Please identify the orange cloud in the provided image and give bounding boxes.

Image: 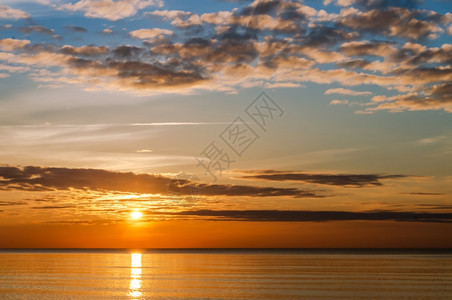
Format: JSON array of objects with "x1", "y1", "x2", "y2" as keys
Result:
[
  {"x1": 0, "y1": 4, "x2": 30, "y2": 19},
  {"x1": 0, "y1": 38, "x2": 30, "y2": 51},
  {"x1": 60, "y1": 0, "x2": 163, "y2": 21}
]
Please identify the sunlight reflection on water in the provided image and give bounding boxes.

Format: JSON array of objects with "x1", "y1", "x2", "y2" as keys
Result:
[
  {"x1": 0, "y1": 251, "x2": 451, "y2": 299},
  {"x1": 129, "y1": 253, "x2": 142, "y2": 299}
]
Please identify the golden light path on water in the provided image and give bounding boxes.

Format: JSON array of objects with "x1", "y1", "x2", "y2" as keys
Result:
[{"x1": 129, "y1": 253, "x2": 142, "y2": 299}]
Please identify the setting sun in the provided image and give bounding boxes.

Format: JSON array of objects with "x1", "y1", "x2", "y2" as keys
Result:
[{"x1": 130, "y1": 212, "x2": 143, "y2": 220}]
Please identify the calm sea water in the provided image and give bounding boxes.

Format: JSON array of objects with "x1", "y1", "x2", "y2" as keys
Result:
[{"x1": 0, "y1": 250, "x2": 451, "y2": 299}]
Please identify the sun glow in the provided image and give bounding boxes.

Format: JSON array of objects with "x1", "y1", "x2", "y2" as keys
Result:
[{"x1": 131, "y1": 211, "x2": 143, "y2": 220}]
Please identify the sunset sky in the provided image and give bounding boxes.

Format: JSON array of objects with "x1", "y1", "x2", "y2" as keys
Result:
[{"x1": 0, "y1": 0, "x2": 451, "y2": 248}]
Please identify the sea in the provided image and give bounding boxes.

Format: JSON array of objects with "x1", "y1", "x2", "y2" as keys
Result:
[{"x1": 0, "y1": 249, "x2": 451, "y2": 299}]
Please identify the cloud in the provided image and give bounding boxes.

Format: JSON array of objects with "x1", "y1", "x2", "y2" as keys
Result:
[
  {"x1": 0, "y1": 38, "x2": 30, "y2": 51},
  {"x1": 60, "y1": 0, "x2": 164, "y2": 21},
  {"x1": 19, "y1": 25, "x2": 55, "y2": 35},
  {"x1": 325, "y1": 88, "x2": 371, "y2": 96},
  {"x1": 339, "y1": 0, "x2": 423, "y2": 11},
  {"x1": 393, "y1": 43, "x2": 452, "y2": 66},
  {"x1": 339, "y1": 40, "x2": 396, "y2": 57},
  {"x1": 64, "y1": 25, "x2": 88, "y2": 32},
  {"x1": 339, "y1": 7, "x2": 443, "y2": 40},
  {"x1": 415, "y1": 135, "x2": 447, "y2": 144},
  {"x1": 0, "y1": 0, "x2": 450, "y2": 113},
  {"x1": 0, "y1": 201, "x2": 27, "y2": 206},
  {"x1": 0, "y1": 51, "x2": 72, "y2": 67},
  {"x1": 0, "y1": 165, "x2": 323, "y2": 198},
  {"x1": 0, "y1": 24, "x2": 12, "y2": 30},
  {"x1": 0, "y1": 64, "x2": 29, "y2": 73},
  {"x1": 129, "y1": 28, "x2": 173, "y2": 40},
  {"x1": 368, "y1": 83, "x2": 452, "y2": 113},
  {"x1": 330, "y1": 99, "x2": 349, "y2": 105},
  {"x1": 32, "y1": 205, "x2": 76, "y2": 209},
  {"x1": 147, "y1": 10, "x2": 192, "y2": 21},
  {"x1": 0, "y1": 4, "x2": 30, "y2": 19},
  {"x1": 198, "y1": 183, "x2": 320, "y2": 198},
  {"x1": 170, "y1": 209, "x2": 452, "y2": 223},
  {"x1": 60, "y1": 45, "x2": 109, "y2": 57},
  {"x1": 236, "y1": 170, "x2": 408, "y2": 187},
  {"x1": 405, "y1": 192, "x2": 446, "y2": 196}
]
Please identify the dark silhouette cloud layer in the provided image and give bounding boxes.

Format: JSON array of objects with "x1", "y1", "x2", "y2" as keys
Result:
[
  {"x1": 237, "y1": 170, "x2": 407, "y2": 187},
  {"x1": 0, "y1": 165, "x2": 322, "y2": 198},
  {"x1": 171, "y1": 209, "x2": 452, "y2": 223}
]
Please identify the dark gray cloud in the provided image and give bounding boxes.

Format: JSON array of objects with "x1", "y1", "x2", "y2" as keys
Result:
[
  {"x1": 337, "y1": 59, "x2": 372, "y2": 69},
  {"x1": 388, "y1": 45, "x2": 452, "y2": 66},
  {"x1": 32, "y1": 205, "x2": 76, "y2": 209},
  {"x1": 414, "y1": 204, "x2": 452, "y2": 210},
  {"x1": 0, "y1": 165, "x2": 323, "y2": 198},
  {"x1": 240, "y1": 0, "x2": 281, "y2": 16},
  {"x1": 303, "y1": 26, "x2": 354, "y2": 48},
  {"x1": 370, "y1": 84, "x2": 452, "y2": 113},
  {"x1": 19, "y1": 25, "x2": 55, "y2": 35},
  {"x1": 152, "y1": 34, "x2": 258, "y2": 64},
  {"x1": 339, "y1": 7, "x2": 441, "y2": 39},
  {"x1": 351, "y1": 0, "x2": 423, "y2": 10},
  {"x1": 198, "y1": 183, "x2": 320, "y2": 198},
  {"x1": 111, "y1": 45, "x2": 143, "y2": 60},
  {"x1": 169, "y1": 209, "x2": 452, "y2": 223},
  {"x1": 237, "y1": 170, "x2": 407, "y2": 187},
  {"x1": 62, "y1": 44, "x2": 209, "y2": 88},
  {"x1": 0, "y1": 201, "x2": 27, "y2": 206},
  {"x1": 393, "y1": 68, "x2": 452, "y2": 85},
  {"x1": 404, "y1": 47, "x2": 452, "y2": 65},
  {"x1": 0, "y1": 165, "x2": 171, "y2": 194},
  {"x1": 339, "y1": 40, "x2": 395, "y2": 57},
  {"x1": 406, "y1": 192, "x2": 446, "y2": 196},
  {"x1": 25, "y1": 43, "x2": 60, "y2": 53},
  {"x1": 64, "y1": 25, "x2": 88, "y2": 33}
]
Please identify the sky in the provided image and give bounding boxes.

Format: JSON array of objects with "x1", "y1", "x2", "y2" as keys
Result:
[{"x1": 0, "y1": 0, "x2": 451, "y2": 248}]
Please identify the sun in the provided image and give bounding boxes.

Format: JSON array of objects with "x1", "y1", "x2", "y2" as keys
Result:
[{"x1": 130, "y1": 211, "x2": 143, "y2": 220}]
